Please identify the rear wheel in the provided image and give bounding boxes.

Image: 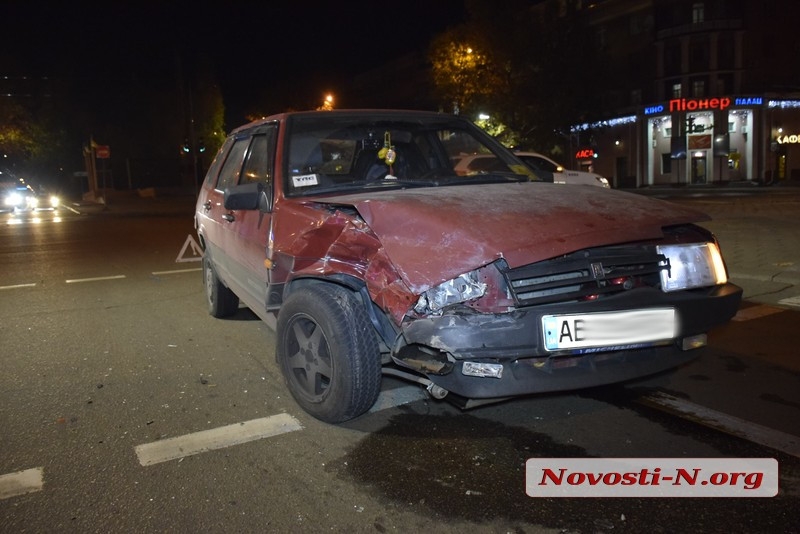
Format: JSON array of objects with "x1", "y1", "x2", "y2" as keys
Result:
[
  {"x1": 203, "y1": 255, "x2": 239, "y2": 317},
  {"x1": 276, "y1": 283, "x2": 381, "y2": 423}
]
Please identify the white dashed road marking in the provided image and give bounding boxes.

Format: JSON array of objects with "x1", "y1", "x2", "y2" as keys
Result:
[
  {"x1": 0, "y1": 467, "x2": 44, "y2": 500},
  {"x1": 778, "y1": 296, "x2": 800, "y2": 308},
  {"x1": 0, "y1": 283, "x2": 37, "y2": 290},
  {"x1": 65, "y1": 275, "x2": 126, "y2": 284},
  {"x1": 134, "y1": 387, "x2": 428, "y2": 466},
  {"x1": 3, "y1": 270, "x2": 198, "y2": 289},
  {"x1": 151, "y1": 267, "x2": 202, "y2": 276},
  {"x1": 641, "y1": 392, "x2": 800, "y2": 459},
  {"x1": 731, "y1": 304, "x2": 787, "y2": 321},
  {"x1": 134, "y1": 413, "x2": 303, "y2": 466}
]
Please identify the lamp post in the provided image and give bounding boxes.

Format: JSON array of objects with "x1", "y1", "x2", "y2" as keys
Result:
[{"x1": 319, "y1": 94, "x2": 334, "y2": 111}]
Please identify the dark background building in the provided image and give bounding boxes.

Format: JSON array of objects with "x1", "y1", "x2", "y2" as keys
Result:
[
  {"x1": 551, "y1": 0, "x2": 800, "y2": 187},
  {"x1": 4, "y1": 1, "x2": 799, "y2": 192},
  {"x1": 552, "y1": 0, "x2": 800, "y2": 187}
]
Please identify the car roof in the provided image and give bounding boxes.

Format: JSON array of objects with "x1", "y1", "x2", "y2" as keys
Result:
[
  {"x1": 231, "y1": 109, "x2": 460, "y2": 135},
  {"x1": 513, "y1": 151, "x2": 557, "y2": 161}
]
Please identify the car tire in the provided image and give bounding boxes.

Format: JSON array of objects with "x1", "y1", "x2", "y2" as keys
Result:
[
  {"x1": 203, "y1": 255, "x2": 239, "y2": 318},
  {"x1": 276, "y1": 283, "x2": 381, "y2": 423}
]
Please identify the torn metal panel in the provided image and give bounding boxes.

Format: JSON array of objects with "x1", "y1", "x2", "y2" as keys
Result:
[{"x1": 271, "y1": 200, "x2": 416, "y2": 323}]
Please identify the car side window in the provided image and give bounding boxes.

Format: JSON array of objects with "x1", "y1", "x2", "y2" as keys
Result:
[
  {"x1": 468, "y1": 156, "x2": 508, "y2": 173},
  {"x1": 215, "y1": 136, "x2": 250, "y2": 192},
  {"x1": 203, "y1": 136, "x2": 234, "y2": 188},
  {"x1": 526, "y1": 156, "x2": 558, "y2": 173},
  {"x1": 240, "y1": 129, "x2": 276, "y2": 186}
]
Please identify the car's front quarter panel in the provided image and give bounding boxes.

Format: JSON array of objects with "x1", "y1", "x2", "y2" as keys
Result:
[{"x1": 269, "y1": 199, "x2": 415, "y2": 322}]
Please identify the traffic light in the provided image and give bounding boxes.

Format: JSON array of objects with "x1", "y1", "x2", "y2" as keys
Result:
[
  {"x1": 198, "y1": 138, "x2": 206, "y2": 153},
  {"x1": 182, "y1": 139, "x2": 190, "y2": 153}
]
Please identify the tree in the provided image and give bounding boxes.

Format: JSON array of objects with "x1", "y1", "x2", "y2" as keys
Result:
[
  {"x1": 429, "y1": 26, "x2": 505, "y2": 116},
  {"x1": 428, "y1": 0, "x2": 601, "y2": 152},
  {"x1": 516, "y1": 0, "x2": 602, "y2": 151},
  {"x1": 0, "y1": 93, "x2": 71, "y2": 189},
  {"x1": 0, "y1": 100, "x2": 37, "y2": 163}
]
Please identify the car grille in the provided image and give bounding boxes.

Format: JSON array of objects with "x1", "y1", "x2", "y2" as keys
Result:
[{"x1": 504, "y1": 246, "x2": 668, "y2": 306}]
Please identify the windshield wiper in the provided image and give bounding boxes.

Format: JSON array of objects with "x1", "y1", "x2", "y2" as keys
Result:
[
  {"x1": 449, "y1": 172, "x2": 529, "y2": 184},
  {"x1": 364, "y1": 178, "x2": 439, "y2": 188}
]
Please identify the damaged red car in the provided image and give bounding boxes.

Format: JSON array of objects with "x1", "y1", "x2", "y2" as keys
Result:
[{"x1": 195, "y1": 109, "x2": 742, "y2": 423}]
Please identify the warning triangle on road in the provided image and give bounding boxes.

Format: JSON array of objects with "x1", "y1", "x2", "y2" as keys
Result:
[{"x1": 176, "y1": 234, "x2": 203, "y2": 263}]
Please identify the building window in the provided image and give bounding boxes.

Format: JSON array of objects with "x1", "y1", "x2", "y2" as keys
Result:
[
  {"x1": 689, "y1": 40, "x2": 709, "y2": 71},
  {"x1": 596, "y1": 26, "x2": 607, "y2": 49},
  {"x1": 665, "y1": 44, "x2": 682, "y2": 76},
  {"x1": 631, "y1": 89, "x2": 642, "y2": 106},
  {"x1": 693, "y1": 2, "x2": 705, "y2": 24},
  {"x1": 662, "y1": 153, "x2": 673, "y2": 174},
  {"x1": 717, "y1": 34, "x2": 735, "y2": 69},
  {"x1": 717, "y1": 73, "x2": 734, "y2": 95},
  {"x1": 692, "y1": 79, "x2": 706, "y2": 97},
  {"x1": 672, "y1": 83, "x2": 682, "y2": 98},
  {"x1": 630, "y1": 14, "x2": 642, "y2": 36}
]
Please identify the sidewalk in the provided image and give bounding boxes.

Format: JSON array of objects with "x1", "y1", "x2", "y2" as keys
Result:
[
  {"x1": 654, "y1": 186, "x2": 800, "y2": 306},
  {"x1": 621, "y1": 179, "x2": 800, "y2": 198},
  {"x1": 64, "y1": 189, "x2": 197, "y2": 217}
]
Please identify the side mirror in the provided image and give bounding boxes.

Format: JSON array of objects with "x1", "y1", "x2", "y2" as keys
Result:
[{"x1": 223, "y1": 182, "x2": 271, "y2": 212}]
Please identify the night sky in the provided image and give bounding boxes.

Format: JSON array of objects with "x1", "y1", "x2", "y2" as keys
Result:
[{"x1": 2, "y1": 1, "x2": 466, "y2": 125}]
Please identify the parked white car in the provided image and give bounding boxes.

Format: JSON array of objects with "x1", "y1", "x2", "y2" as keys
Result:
[
  {"x1": 454, "y1": 151, "x2": 610, "y2": 187},
  {"x1": 514, "y1": 151, "x2": 610, "y2": 188}
]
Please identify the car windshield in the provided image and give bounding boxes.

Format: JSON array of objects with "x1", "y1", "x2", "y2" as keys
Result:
[{"x1": 284, "y1": 114, "x2": 536, "y2": 196}]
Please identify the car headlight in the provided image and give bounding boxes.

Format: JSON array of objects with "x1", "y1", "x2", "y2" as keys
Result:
[
  {"x1": 50, "y1": 195, "x2": 60, "y2": 208},
  {"x1": 414, "y1": 270, "x2": 487, "y2": 314},
  {"x1": 6, "y1": 192, "x2": 22, "y2": 207},
  {"x1": 657, "y1": 242, "x2": 728, "y2": 292}
]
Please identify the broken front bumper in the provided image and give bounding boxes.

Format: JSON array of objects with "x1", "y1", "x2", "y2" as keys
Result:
[{"x1": 391, "y1": 283, "x2": 742, "y2": 399}]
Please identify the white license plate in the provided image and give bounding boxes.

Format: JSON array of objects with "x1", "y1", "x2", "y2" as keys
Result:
[{"x1": 542, "y1": 309, "x2": 676, "y2": 351}]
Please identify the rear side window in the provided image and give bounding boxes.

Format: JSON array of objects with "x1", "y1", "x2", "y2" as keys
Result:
[
  {"x1": 521, "y1": 155, "x2": 559, "y2": 173},
  {"x1": 202, "y1": 136, "x2": 234, "y2": 187},
  {"x1": 215, "y1": 137, "x2": 250, "y2": 191}
]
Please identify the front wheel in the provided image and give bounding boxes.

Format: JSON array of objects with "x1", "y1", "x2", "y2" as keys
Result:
[
  {"x1": 203, "y1": 255, "x2": 239, "y2": 318},
  {"x1": 276, "y1": 283, "x2": 381, "y2": 423}
]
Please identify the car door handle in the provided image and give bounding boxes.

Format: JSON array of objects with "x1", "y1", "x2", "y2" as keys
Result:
[
  {"x1": 221, "y1": 213, "x2": 235, "y2": 222},
  {"x1": 203, "y1": 201, "x2": 212, "y2": 211}
]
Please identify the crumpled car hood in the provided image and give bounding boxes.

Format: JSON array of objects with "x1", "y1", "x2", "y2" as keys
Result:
[{"x1": 323, "y1": 182, "x2": 709, "y2": 292}]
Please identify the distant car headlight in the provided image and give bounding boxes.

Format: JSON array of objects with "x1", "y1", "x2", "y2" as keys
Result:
[
  {"x1": 5, "y1": 192, "x2": 23, "y2": 207},
  {"x1": 27, "y1": 196, "x2": 39, "y2": 209},
  {"x1": 50, "y1": 195, "x2": 60, "y2": 208},
  {"x1": 658, "y1": 242, "x2": 728, "y2": 292},
  {"x1": 414, "y1": 270, "x2": 487, "y2": 314}
]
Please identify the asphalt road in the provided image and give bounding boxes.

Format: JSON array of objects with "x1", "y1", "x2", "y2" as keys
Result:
[{"x1": 0, "y1": 191, "x2": 798, "y2": 533}]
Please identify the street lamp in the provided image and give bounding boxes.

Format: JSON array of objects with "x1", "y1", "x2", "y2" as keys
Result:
[{"x1": 319, "y1": 94, "x2": 334, "y2": 111}]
